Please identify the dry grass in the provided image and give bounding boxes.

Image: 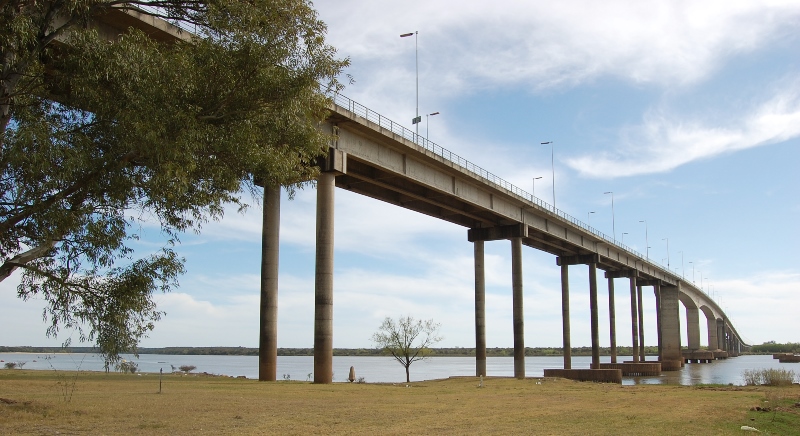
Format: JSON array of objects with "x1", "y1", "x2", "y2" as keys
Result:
[{"x1": 1, "y1": 370, "x2": 797, "y2": 435}]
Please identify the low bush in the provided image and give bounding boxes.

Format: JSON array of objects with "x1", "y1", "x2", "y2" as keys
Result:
[
  {"x1": 743, "y1": 368, "x2": 796, "y2": 386},
  {"x1": 115, "y1": 361, "x2": 138, "y2": 374}
]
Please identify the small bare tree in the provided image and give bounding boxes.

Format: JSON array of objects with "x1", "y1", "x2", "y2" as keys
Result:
[{"x1": 372, "y1": 316, "x2": 443, "y2": 383}]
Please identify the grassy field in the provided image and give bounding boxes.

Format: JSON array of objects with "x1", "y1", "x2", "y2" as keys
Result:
[{"x1": 1, "y1": 370, "x2": 799, "y2": 435}]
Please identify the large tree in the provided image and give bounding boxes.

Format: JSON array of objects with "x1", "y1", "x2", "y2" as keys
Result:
[
  {"x1": 372, "y1": 316, "x2": 443, "y2": 383},
  {"x1": 0, "y1": 0, "x2": 348, "y2": 361}
]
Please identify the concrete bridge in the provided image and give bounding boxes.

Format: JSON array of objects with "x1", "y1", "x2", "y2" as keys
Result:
[{"x1": 90, "y1": 7, "x2": 749, "y2": 384}]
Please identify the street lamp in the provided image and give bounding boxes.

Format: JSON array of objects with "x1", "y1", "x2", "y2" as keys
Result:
[
  {"x1": 663, "y1": 237, "x2": 670, "y2": 269},
  {"x1": 587, "y1": 211, "x2": 595, "y2": 226},
  {"x1": 678, "y1": 250, "x2": 684, "y2": 279},
  {"x1": 639, "y1": 220, "x2": 649, "y2": 260},
  {"x1": 426, "y1": 112, "x2": 439, "y2": 140},
  {"x1": 604, "y1": 191, "x2": 615, "y2": 241},
  {"x1": 400, "y1": 31, "x2": 420, "y2": 137},
  {"x1": 689, "y1": 261, "x2": 695, "y2": 283},
  {"x1": 622, "y1": 232, "x2": 629, "y2": 245},
  {"x1": 532, "y1": 176, "x2": 542, "y2": 198},
  {"x1": 541, "y1": 141, "x2": 555, "y2": 211}
]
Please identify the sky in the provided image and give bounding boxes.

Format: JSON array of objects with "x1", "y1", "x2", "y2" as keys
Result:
[{"x1": 2, "y1": 0, "x2": 799, "y2": 351}]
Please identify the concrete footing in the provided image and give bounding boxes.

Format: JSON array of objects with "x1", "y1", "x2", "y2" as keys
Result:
[
  {"x1": 682, "y1": 350, "x2": 715, "y2": 363},
  {"x1": 713, "y1": 350, "x2": 729, "y2": 359},
  {"x1": 778, "y1": 355, "x2": 800, "y2": 363},
  {"x1": 658, "y1": 360, "x2": 684, "y2": 371},
  {"x1": 594, "y1": 362, "x2": 661, "y2": 376},
  {"x1": 543, "y1": 368, "x2": 622, "y2": 384}
]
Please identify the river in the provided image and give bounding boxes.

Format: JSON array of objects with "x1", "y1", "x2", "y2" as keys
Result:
[{"x1": 1, "y1": 353, "x2": 796, "y2": 386}]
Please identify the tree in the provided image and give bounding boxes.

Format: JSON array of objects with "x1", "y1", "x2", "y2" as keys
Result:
[
  {"x1": 371, "y1": 316, "x2": 443, "y2": 383},
  {"x1": 0, "y1": 0, "x2": 348, "y2": 363}
]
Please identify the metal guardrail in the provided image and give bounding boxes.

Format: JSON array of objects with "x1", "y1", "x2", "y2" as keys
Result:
[{"x1": 330, "y1": 93, "x2": 653, "y2": 260}]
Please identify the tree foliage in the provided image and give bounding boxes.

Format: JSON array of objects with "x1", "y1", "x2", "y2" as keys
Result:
[
  {"x1": 0, "y1": 0, "x2": 348, "y2": 362},
  {"x1": 371, "y1": 316, "x2": 442, "y2": 383}
]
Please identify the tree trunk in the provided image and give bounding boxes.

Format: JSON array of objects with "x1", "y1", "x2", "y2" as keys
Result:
[{"x1": 405, "y1": 365, "x2": 410, "y2": 383}]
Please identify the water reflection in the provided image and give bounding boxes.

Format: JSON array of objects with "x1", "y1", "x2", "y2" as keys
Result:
[{"x1": 1, "y1": 352, "x2": 796, "y2": 385}]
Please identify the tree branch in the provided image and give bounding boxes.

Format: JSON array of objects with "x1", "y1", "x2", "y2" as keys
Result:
[{"x1": 0, "y1": 240, "x2": 56, "y2": 282}]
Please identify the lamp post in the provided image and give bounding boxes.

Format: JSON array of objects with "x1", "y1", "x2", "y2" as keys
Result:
[
  {"x1": 689, "y1": 261, "x2": 695, "y2": 283},
  {"x1": 604, "y1": 191, "x2": 615, "y2": 241},
  {"x1": 400, "y1": 31, "x2": 420, "y2": 137},
  {"x1": 622, "y1": 232, "x2": 628, "y2": 245},
  {"x1": 663, "y1": 237, "x2": 670, "y2": 269},
  {"x1": 541, "y1": 141, "x2": 555, "y2": 211},
  {"x1": 532, "y1": 176, "x2": 542, "y2": 198},
  {"x1": 587, "y1": 211, "x2": 595, "y2": 227},
  {"x1": 679, "y1": 251, "x2": 684, "y2": 279},
  {"x1": 639, "y1": 220, "x2": 649, "y2": 260},
  {"x1": 426, "y1": 112, "x2": 439, "y2": 140}
]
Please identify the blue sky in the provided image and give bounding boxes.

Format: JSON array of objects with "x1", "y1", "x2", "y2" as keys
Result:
[{"x1": 3, "y1": 0, "x2": 799, "y2": 350}]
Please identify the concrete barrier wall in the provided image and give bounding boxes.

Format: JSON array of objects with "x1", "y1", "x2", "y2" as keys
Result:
[
  {"x1": 595, "y1": 362, "x2": 661, "y2": 376},
  {"x1": 543, "y1": 369, "x2": 622, "y2": 384}
]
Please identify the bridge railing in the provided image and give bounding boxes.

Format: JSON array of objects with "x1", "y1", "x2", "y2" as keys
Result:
[{"x1": 331, "y1": 92, "x2": 659, "y2": 267}]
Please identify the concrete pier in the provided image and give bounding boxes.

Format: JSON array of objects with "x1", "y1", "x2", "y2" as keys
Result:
[
  {"x1": 654, "y1": 284, "x2": 662, "y2": 360},
  {"x1": 629, "y1": 276, "x2": 639, "y2": 362},
  {"x1": 706, "y1": 310, "x2": 719, "y2": 351},
  {"x1": 608, "y1": 277, "x2": 617, "y2": 363},
  {"x1": 511, "y1": 237, "x2": 525, "y2": 379},
  {"x1": 561, "y1": 263, "x2": 571, "y2": 369},
  {"x1": 637, "y1": 284, "x2": 645, "y2": 362},
  {"x1": 314, "y1": 172, "x2": 336, "y2": 383},
  {"x1": 589, "y1": 262, "x2": 600, "y2": 368},
  {"x1": 686, "y1": 306, "x2": 701, "y2": 351},
  {"x1": 258, "y1": 185, "x2": 280, "y2": 382},
  {"x1": 474, "y1": 241, "x2": 486, "y2": 377},
  {"x1": 659, "y1": 284, "x2": 683, "y2": 371}
]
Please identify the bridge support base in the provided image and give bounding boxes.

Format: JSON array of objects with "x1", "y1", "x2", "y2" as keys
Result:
[{"x1": 543, "y1": 368, "x2": 622, "y2": 384}]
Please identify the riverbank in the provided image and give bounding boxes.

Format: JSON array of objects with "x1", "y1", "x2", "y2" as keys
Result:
[
  {"x1": 2, "y1": 370, "x2": 798, "y2": 435},
  {"x1": 0, "y1": 345, "x2": 660, "y2": 357}
]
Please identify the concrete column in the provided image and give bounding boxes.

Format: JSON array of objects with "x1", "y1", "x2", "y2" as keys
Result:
[
  {"x1": 659, "y1": 285, "x2": 682, "y2": 368},
  {"x1": 474, "y1": 241, "x2": 486, "y2": 377},
  {"x1": 314, "y1": 172, "x2": 335, "y2": 383},
  {"x1": 716, "y1": 319, "x2": 724, "y2": 351},
  {"x1": 511, "y1": 237, "x2": 525, "y2": 379},
  {"x1": 721, "y1": 321, "x2": 728, "y2": 351},
  {"x1": 589, "y1": 262, "x2": 600, "y2": 368},
  {"x1": 637, "y1": 285, "x2": 645, "y2": 362},
  {"x1": 707, "y1": 316, "x2": 719, "y2": 350},
  {"x1": 629, "y1": 276, "x2": 639, "y2": 362},
  {"x1": 654, "y1": 284, "x2": 662, "y2": 360},
  {"x1": 561, "y1": 263, "x2": 571, "y2": 369},
  {"x1": 686, "y1": 306, "x2": 701, "y2": 351},
  {"x1": 259, "y1": 185, "x2": 280, "y2": 382},
  {"x1": 607, "y1": 277, "x2": 617, "y2": 363}
]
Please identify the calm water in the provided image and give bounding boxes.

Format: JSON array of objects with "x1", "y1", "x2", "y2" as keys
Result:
[{"x1": 1, "y1": 353, "x2": 796, "y2": 386}]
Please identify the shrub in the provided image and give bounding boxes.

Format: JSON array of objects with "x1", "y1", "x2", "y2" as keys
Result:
[
  {"x1": 4, "y1": 362, "x2": 17, "y2": 369},
  {"x1": 743, "y1": 368, "x2": 796, "y2": 386},
  {"x1": 115, "y1": 361, "x2": 138, "y2": 374},
  {"x1": 179, "y1": 365, "x2": 196, "y2": 373}
]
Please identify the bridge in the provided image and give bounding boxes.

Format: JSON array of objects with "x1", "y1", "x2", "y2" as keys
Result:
[{"x1": 91, "y1": 7, "x2": 748, "y2": 384}]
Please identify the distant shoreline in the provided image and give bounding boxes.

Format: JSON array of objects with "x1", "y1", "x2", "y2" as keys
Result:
[{"x1": 1, "y1": 345, "x2": 667, "y2": 357}]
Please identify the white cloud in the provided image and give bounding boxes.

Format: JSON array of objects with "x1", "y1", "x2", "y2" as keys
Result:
[
  {"x1": 566, "y1": 80, "x2": 800, "y2": 177},
  {"x1": 318, "y1": 0, "x2": 800, "y2": 96}
]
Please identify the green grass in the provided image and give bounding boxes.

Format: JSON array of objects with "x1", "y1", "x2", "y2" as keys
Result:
[{"x1": 1, "y1": 370, "x2": 798, "y2": 435}]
